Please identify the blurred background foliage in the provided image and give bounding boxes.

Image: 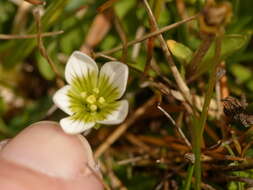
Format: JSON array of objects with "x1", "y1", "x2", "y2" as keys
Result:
[{"x1": 1, "y1": 0, "x2": 253, "y2": 189}]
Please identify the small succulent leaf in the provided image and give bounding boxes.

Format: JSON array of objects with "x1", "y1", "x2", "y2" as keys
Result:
[{"x1": 167, "y1": 40, "x2": 193, "y2": 64}]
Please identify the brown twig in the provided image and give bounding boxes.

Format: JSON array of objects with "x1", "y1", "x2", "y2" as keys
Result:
[
  {"x1": 97, "y1": 0, "x2": 119, "y2": 12},
  {"x1": 142, "y1": 0, "x2": 192, "y2": 105},
  {"x1": 94, "y1": 53, "x2": 117, "y2": 61},
  {"x1": 0, "y1": 30, "x2": 64, "y2": 40},
  {"x1": 33, "y1": 8, "x2": 64, "y2": 87},
  {"x1": 95, "y1": 15, "x2": 198, "y2": 58},
  {"x1": 94, "y1": 96, "x2": 157, "y2": 158},
  {"x1": 24, "y1": 0, "x2": 44, "y2": 5}
]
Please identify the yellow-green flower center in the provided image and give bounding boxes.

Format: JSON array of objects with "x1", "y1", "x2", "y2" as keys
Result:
[
  {"x1": 67, "y1": 72, "x2": 120, "y2": 123},
  {"x1": 84, "y1": 92, "x2": 106, "y2": 112}
]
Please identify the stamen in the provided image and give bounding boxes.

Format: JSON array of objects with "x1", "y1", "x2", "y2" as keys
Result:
[
  {"x1": 90, "y1": 104, "x2": 97, "y2": 111},
  {"x1": 86, "y1": 95, "x2": 97, "y2": 104},
  {"x1": 93, "y1": 88, "x2": 99, "y2": 94},
  {"x1": 98, "y1": 97, "x2": 105, "y2": 104}
]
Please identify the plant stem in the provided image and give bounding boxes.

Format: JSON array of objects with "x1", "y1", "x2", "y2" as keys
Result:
[
  {"x1": 194, "y1": 36, "x2": 221, "y2": 190},
  {"x1": 184, "y1": 164, "x2": 195, "y2": 190}
]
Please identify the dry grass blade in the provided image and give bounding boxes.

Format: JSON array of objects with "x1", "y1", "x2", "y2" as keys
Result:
[{"x1": 157, "y1": 102, "x2": 192, "y2": 148}]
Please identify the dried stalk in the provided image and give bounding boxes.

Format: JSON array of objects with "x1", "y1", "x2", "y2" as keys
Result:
[
  {"x1": 142, "y1": 0, "x2": 192, "y2": 105},
  {"x1": 33, "y1": 8, "x2": 64, "y2": 87},
  {"x1": 95, "y1": 15, "x2": 198, "y2": 58},
  {"x1": 25, "y1": 0, "x2": 44, "y2": 5},
  {"x1": 0, "y1": 31, "x2": 64, "y2": 40}
]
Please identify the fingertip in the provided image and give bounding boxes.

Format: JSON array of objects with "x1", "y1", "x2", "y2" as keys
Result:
[{"x1": 0, "y1": 121, "x2": 103, "y2": 189}]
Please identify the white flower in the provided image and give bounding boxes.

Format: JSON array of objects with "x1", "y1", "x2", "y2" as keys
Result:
[{"x1": 53, "y1": 51, "x2": 129, "y2": 134}]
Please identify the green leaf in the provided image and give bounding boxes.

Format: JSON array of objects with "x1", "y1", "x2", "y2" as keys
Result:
[
  {"x1": 0, "y1": 97, "x2": 5, "y2": 116},
  {"x1": 115, "y1": 0, "x2": 136, "y2": 19},
  {"x1": 1, "y1": 0, "x2": 69, "y2": 68},
  {"x1": 230, "y1": 64, "x2": 251, "y2": 83},
  {"x1": 37, "y1": 54, "x2": 55, "y2": 81},
  {"x1": 0, "y1": 117, "x2": 16, "y2": 137},
  {"x1": 196, "y1": 34, "x2": 250, "y2": 76},
  {"x1": 167, "y1": 40, "x2": 193, "y2": 64}
]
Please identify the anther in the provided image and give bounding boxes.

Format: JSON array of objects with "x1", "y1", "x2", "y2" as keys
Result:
[
  {"x1": 98, "y1": 97, "x2": 105, "y2": 104},
  {"x1": 90, "y1": 104, "x2": 97, "y2": 111},
  {"x1": 86, "y1": 95, "x2": 96, "y2": 104}
]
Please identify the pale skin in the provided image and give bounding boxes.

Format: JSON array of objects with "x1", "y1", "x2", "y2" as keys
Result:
[{"x1": 0, "y1": 121, "x2": 103, "y2": 190}]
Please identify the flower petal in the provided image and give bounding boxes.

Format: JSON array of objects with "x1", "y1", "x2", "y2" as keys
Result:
[
  {"x1": 65, "y1": 51, "x2": 98, "y2": 84},
  {"x1": 99, "y1": 61, "x2": 128, "y2": 99},
  {"x1": 98, "y1": 100, "x2": 128, "y2": 125},
  {"x1": 60, "y1": 117, "x2": 95, "y2": 134},
  {"x1": 53, "y1": 85, "x2": 73, "y2": 115}
]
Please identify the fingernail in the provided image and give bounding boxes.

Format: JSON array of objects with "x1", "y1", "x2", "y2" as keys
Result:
[
  {"x1": 0, "y1": 139, "x2": 9, "y2": 150},
  {"x1": 0, "y1": 121, "x2": 99, "y2": 180}
]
